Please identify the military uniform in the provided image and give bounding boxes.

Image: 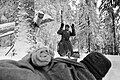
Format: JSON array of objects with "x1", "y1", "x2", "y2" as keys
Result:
[{"x1": 57, "y1": 23, "x2": 75, "y2": 56}]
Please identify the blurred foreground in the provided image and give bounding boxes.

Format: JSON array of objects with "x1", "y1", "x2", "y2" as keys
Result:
[{"x1": 0, "y1": 47, "x2": 120, "y2": 80}]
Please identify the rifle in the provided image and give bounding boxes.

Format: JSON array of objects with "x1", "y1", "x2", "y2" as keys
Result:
[{"x1": 61, "y1": 10, "x2": 63, "y2": 23}]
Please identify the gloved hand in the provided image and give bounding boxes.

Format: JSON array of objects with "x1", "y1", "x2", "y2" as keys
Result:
[{"x1": 71, "y1": 24, "x2": 74, "y2": 28}]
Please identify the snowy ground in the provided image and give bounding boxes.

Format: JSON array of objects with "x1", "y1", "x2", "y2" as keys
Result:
[
  {"x1": 103, "y1": 55, "x2": 120, "y2": 80},
  {"x1": 0, "y1": 48, "x2": 120, "y2": 80},
  {"x1": 0, "y1": 47, "x2": 28, "y2": 61}
]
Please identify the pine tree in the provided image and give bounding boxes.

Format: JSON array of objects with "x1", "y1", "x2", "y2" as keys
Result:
[
  {"x1": 99, "y1": 0, "x2": 120, "y2": 55},
  {"x1": 12, "y1": 0, "x2": 35, "y2": 57},
  {"x1": 73, "y1": 0, "x2": 100, "y2": 53}
]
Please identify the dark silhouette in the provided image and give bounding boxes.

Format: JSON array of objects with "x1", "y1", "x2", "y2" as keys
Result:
[{"x1": 57, "y1": 22, "x2": 75, "y2": 57}]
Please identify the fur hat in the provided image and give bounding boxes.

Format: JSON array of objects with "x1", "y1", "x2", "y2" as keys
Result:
[
  {"x1": 81, "y1": 51, "x2": 111, "y2": 79},
  {"x1": 65, "y1": 24, "x2": 70, "y2": 28},
  {"x1": 31, "y1": 46, "x2": 54, "y2": 66}
]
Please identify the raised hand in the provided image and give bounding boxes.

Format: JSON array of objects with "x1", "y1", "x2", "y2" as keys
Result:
[{"x1": 71, "y1": 23, "x2": 74, "y2": 28}]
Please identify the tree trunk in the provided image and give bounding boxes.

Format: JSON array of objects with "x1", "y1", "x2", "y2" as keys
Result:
[
  {"x1": 88, "y1": 33, "x2": 91, "y2": 52},
  {"x1": 111, "y1": 10, "x2": 117, "y2": 55},
  {"x1": 87, "y1": 16, "x2": 91, "y2": 52},
  {"x1": 109, "y1": 0, "x2": 117, "y2": 55}
]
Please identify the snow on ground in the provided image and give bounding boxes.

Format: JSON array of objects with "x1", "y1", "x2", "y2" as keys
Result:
[
  {"x1": 0, "y1": 47, "x2": 29, "y2": 61},
  {"x1": 0, "y1": 48, "x2": 120, "y2": 80},
  {"x1": 103, "y1": 55, "x2": 120, "y2": 80}
]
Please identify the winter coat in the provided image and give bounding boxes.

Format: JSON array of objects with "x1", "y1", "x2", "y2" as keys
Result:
[
  {"x1": 57, "y1": 23, "x2": 75, "y2": 56},
  {"x1": 0, "y1": 51, "x2": 111, "y2": 80},
  {"x1": 0, "y1": 58, "x2": 96, "y2": 80}
]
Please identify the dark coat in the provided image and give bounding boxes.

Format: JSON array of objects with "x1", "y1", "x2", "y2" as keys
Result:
[
  {"x1": 0, "y1": 58, "x2": 96, "y2": 80},
  {"x1": 0, "y1": 51, "x2": 111, "y2": 80},
  {"x1": 45, "y1": 58, "x2": 96, "y2": 80},
  {"x1": 57, "y1": 23, "x2": 75, "y2": 56}
]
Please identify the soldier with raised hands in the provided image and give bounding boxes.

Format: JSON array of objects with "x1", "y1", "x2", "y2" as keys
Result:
[{"x1": 57, "y1": 10, "x2": 76, "y2": 57}]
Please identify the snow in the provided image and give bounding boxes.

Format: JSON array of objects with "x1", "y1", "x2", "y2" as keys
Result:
[
  {"x1": 0, "y1": 22, "x2": 15, "y2": 29},
  {"x1": 0, "y1": 47, "x2": 29, "y2": 61},
  {"x1": 103, "y1": 55, "x2": 120, "y2": 80},
  {"x1": 0, "y1": 31, "x2": 14, "y2": 38}
]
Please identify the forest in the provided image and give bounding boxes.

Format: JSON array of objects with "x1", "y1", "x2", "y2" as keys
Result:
[{"x1": 0, "y1": 0, "x2": 120, "y2": 56}]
